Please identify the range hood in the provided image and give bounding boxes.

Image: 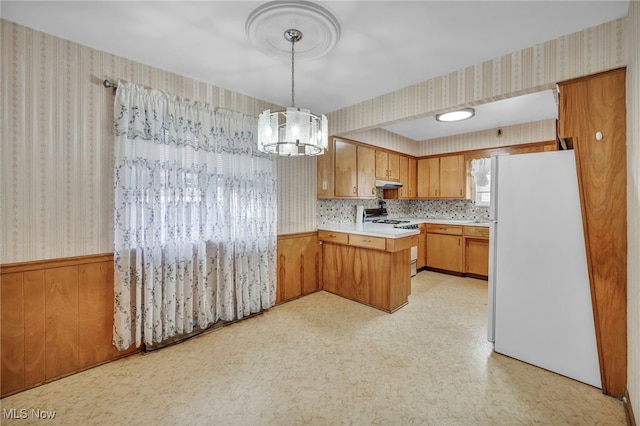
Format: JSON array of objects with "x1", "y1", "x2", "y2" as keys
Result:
[{"x1": 375, "y1": 179, "x2": 403, "y2": 188}]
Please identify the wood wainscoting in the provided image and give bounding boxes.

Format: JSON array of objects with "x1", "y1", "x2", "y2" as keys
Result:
[
  {"x1": 276, "y1": 232, "x2": 321, "y2": 303},
  {"x1": 1, "y1": 254, "x2": 139, "y2": 397}
]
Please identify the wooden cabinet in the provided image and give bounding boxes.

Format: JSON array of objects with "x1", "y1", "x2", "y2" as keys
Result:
[
  {"x1": 417, "y1": 157, "x2": 439, "y2": 198},
  {"x1": 335, "y1": 139, "x2": 358, "y2": 197},
  {"x1": 397, "y1": 156, "x2": 417, "y2": 199},
  {"x1": 277, "y1": 233, "x2": 320, "y2": 303},
  {"x1": 319, "y1": 230, "x2": 418, "y2": 312},
  {"x1": 463, "y1": 226, "x2": 489, "y2": 277},
  {"x1": 357, "y1": 146, "x2": 376, "y2": 198},
  {"x1": 417, "y1": 154, "x2": 465, "y2": 199},
  {"x1": 317, "y1": 137, "x2": 335, "y2": 199},
  {"x1": 334, "y1": 139, "x2": 376, "y2": 198},
  {"x1": 425, "y1": 224, "x2": 463, "y2": 273},
  {"x1": 417, "y1": 224, "x2": 426, "y2": 269},
  {"x1": 375, "y1": 150, "x2": 400, "y2": 180},
  {"x1": 558, "y1": 68, "x2": 627, "y2": 397}
]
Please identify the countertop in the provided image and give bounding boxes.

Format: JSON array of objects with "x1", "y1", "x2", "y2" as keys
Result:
[
  {"x1": 318, "y1": 218, "x2": 489, "y2": 239},
  {"x1": 404, "y1": 218, "x2": 490, "y2": 227},
  {"x1": 317, "y1": 223, "x2": 420, "y2": 238}
]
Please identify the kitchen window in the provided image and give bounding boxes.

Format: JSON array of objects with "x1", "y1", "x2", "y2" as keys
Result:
[
  {"x1": 471, "y1": 158, "x2": 491, "y2": 207},
  {"x1": 474, "y1": 173, "x2": 491, "y2": 207}
]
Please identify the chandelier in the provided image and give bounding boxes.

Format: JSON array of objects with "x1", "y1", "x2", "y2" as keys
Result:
[{"x1": 258, "y1": 29, "x2": 328, "y2": 156}]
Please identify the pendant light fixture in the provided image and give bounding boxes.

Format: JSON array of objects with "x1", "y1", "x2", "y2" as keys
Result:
[{"x1": 257, "y1": 29, "x2": 328, "y2": 156}]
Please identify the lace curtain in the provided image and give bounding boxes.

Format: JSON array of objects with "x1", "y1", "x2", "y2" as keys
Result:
[
  {"x1": 471, "y1": 158, "x2": 492, "y2": 187},
  {"x1": 112, "y1": 82, "x2": 277, "y2": 350}
]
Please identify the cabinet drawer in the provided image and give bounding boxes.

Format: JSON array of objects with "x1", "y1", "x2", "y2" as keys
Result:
[
  {"x1": 425, "y1": 224, "x2": 462, "y2": 235},
  {"x1": 318, "y1": 230, "x2": 349, "y2": 245},
  {"x1": 348, "y1": 234, "x2": 387, "y2": 251},
  {"x1": 463, "y1": 226, "x2": 489, "y2": 239}
]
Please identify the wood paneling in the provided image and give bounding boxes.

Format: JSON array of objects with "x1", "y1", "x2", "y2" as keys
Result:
[
  {"x1": 23, "y1": 270, "x2": 46, "y2": 387},
  {"x1": 1, "y1": 253, "x2": 139, "y2": 397},
  {"x1": 276, "y1": 233, "x2": 320, "y2": 304},
  {"x1": 79, "y1": 261, "x2": 119, "y2": 368},
  {"x1": 559, "y1": 68, "x2": 627, "y2": 397},
  {"x1": 1, "y1": 273, "x2": 25, "y2": 395},
  {"x1": 45, "y1": 266, "x2": 80, "y2": 379}
]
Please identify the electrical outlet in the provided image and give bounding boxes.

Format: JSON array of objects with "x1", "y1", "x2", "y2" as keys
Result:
[{"x1": 322, "y1": 180, "x2": 328, "y2": 190}]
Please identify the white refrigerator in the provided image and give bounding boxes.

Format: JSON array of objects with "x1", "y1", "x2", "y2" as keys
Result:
[{"x1": 487, "y1": 150, "x2": 601, "y2": 388}]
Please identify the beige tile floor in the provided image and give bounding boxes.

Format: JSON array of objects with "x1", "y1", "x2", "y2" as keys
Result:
[{"x1": 1, "y1": 271, "x2": 626, "y2": 425}]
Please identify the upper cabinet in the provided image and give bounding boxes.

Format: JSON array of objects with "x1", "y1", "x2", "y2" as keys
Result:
[
  {"x1": 375, "y1": 150, "x2": 400, "y2": 180},
  {"x1": 356, "y1": 146, "x2": 377, "y2": 198},
  {"x1": 400, "y1": 156, "x2": 417, "y2": 198},
  {"x1": 417, "y1": 154, "x2": 465, "y2": 199},
  {"x1": 317, "y1": 137, "x2": 335, "y2": 199},
  {"x1": 333, "y1": 138, "x2": 376, "y2": 198}
]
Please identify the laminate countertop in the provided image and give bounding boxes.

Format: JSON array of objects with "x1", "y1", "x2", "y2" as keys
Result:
[{"x1": 317, "y1": 223, "x2": 420, "y2": 239}]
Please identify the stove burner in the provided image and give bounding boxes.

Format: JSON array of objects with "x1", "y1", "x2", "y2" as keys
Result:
[
  {"x1": 373, "y1": 219, "x2": 410, "y2": 225},
  {"x1": 395, "y1": 224, "x2": 419, "y2": 229}
]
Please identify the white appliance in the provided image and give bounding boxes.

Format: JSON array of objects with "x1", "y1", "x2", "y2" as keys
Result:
[{"x1": 487, "y1": 150, "x2": 601, "y2": 388}]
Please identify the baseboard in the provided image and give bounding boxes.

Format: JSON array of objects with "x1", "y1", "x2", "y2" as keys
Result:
[{"x1": 625, "y1": 388, "x2": 637, "y2": 426}]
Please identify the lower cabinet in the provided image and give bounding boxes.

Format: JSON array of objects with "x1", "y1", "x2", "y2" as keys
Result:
[
  {"x1": 423, "y1": 224, "x2": 489, "y2": 278},
  {"x1": 276, "y1": 232, "x2": 321, "y2": 303},
  {"x1": 319, "y1": 230, "x2": 417, "y2": 312},
  {"x1": 425, "y1": 225, "x2": 463, "y2": 273},
  {"x1": 465, "y1": 239, "x2": 489, "y2": 276},
  {"x1": 463, "y1": 226, "x2": 490, "y2": 278}
]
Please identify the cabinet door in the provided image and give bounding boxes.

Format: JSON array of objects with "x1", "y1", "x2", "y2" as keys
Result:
[
  {"x1": 417, "y1": 224, "x2": 426, "y2": 269},
  {"x1": 388, "y1": 152, "x2": 400, "y2": 180},
  {"x1": 375, "y1": 151, "x2": 388, "y2": 178},
  {"x1": 426, "y1": 233, "x2": 463, "y2": 272},
  {"x1": 357, "y1": 146, "x2": 376, "y2": 198},
  {"x1": 398, "y1": 156, "x2": 409, "y2": 198},
  {"x1": 439, "y1": 154, "x2": 465, "y2": 198},
  {"x1": 317, "y1": 138, "x2": 335, "y2": 199},
  {"x1": 417, "y1": 157, "x2": 440, "y2": 198},
  {"x1": 335, "y1": 140, "x2": 358, "y2": 197},
  {"x1": 465, "y1": 238, "x2": 489, "y2": 277},
  {"x1": 408, "y1": 157, "x2": 417, "y2": 198}
]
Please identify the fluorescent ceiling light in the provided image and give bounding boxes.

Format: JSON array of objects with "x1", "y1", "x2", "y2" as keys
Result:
[{"x1": 436, "y1": 108, "x2": 475, "y2": 122}]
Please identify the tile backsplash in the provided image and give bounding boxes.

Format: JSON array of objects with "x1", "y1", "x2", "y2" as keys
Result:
[{"x1": 317, "y1": 197, "x2": 490, "y2": 225}]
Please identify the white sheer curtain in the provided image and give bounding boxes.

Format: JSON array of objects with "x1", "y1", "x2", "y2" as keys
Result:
[
  {"x1": 471, "y1": 158, "x2": 492, "y2": 186},
  {"x1": 112, "y1": 82, "x2": 277, "y2": 350}
]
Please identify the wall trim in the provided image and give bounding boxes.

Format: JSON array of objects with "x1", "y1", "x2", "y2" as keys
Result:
[
  {"x1": 1, "y1": 253, "x2": 114, "y2": 274},
  {"x1": 278, "y1": 231, "x2": 319, "y2": 240},
  {"x1": 626, "y1": 388, "x2": 637, "y2": 426}
]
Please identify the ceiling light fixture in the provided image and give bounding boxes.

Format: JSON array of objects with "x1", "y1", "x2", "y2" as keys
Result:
[
  {"x1": 258, "y1": 29, "x2": 328, "y2": 156},
  {"x1": 435, "y1": 108, "x2": 476, "y2": 122}
]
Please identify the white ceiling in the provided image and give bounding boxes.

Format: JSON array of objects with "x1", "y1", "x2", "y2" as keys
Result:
[
  {"x1": 384, "y1": 89, "x2": 559, "y2": 141},
  {"x1": 1, "y1": 1, "x2": 630, "y2": 140}
]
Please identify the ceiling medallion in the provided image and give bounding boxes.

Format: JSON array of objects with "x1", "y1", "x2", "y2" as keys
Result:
[{"x1": 245, "y1": 1, "x2": 341, "y2": 61}]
